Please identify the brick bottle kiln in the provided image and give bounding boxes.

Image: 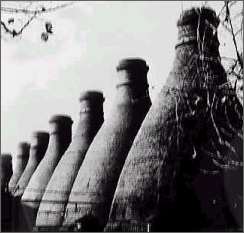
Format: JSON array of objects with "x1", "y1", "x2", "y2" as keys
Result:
[
  {"x1": 63, "y1": 58, "x2": 151, "y2": 231},
  {"x1": 105, "y1": 7, "x2": 243, "y2": 232},
  {"x1": 36, "y1": 91, "x2": 105, "y2": 230}
]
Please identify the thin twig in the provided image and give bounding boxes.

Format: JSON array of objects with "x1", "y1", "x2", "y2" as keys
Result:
[
  {"x1": 225, "y1": 1, "x2": 243, "y2": 69},
  {"x1": 234, "y1": 27, "x2": 243, "y2": 37},
  {"x1": 220, "y1": 20, "x2": 232, "y2": 34},
  {"x1": 17, "y1": 12, "x2": 37, "y2": 36}
]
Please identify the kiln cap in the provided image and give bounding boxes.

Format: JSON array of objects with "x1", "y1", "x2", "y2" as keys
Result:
[
  {"x1": 1, "y1": 154, "x2": 12, "y2": 171},
  {"x1": 17, "y1": 142, "x2": 30, "y2": 155},
  {"x1": 31, "y1": 131, "x2": 49, "y2": 139},
  {"x1": 1, "y1": 153, "x2": 12, "y2": 167},
  {"x1": 49, "y1": 114, "x2": 73, "y2": 124},
  {"x1": 18, "y1": 141, "x2": 30, "y2": 149},
  {"x1": 116, "y1": 58, "x2": 149, "y2": 72},
  {"x1": 79, "y1": 90, "x2": 104, "y2": 103},
  {"x1": 177, "y1": 6, "x2": 219, "y2": 27},
  {"x1": 1, "y1": 153, "x2": 12, "y2": 161}
]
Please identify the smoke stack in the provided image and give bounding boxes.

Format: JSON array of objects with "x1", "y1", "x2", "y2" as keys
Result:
[
  {"x1": 8, "y1": 142, "x2": 30, "y2": 194},
  {"x1": 19, "y1": 115, "x2": 72, "y2": 230},
  {"x1": 1, "y1": 153, "x2": 13, "y2": 191},
  {"x1": 63, "y1": 58, "x2": 151, "y2": 230},
  {"x1": 33, "y1": 91, "x2": 104, "y2": 230},
  {"x1": 1, "y1": 153, "x2": 13, "y2": 231},
  {"x1": 105, "y1": 7, "x2": 243, "y2": 232}
]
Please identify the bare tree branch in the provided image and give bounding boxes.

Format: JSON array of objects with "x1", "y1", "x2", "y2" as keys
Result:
[
  {"x1": 1, "y1": 12, "x2": 37, "y2": 37},
  {"x1": 1, "y1": 2, "x2": 76, "y2": 39},
  {"x1": 234, "y1": 27, "x2": 243, "y2": 37},
  {"x1": 1, "y1": 20, "x2": 13, "y2": 34},
  {"x1": 220, "y1": 20, "x2": 233, "y2": 34},
  {"x1": 1, "y1": 2, "x2": 75, "y2": 15},
  {"x1": 17, "y1": 12, "x2": 37, "y2": 36},
  {"x1": 224, "y1": 0, "x2": 243, "y2": 69},
  {"x1": 228, "y1": 15, "x2": 243, "y2": 69}
]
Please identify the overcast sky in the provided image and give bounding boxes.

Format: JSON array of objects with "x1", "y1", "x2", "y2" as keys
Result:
[{"x1": 1, "y1": 1, "x2": 239, "y2": 155}]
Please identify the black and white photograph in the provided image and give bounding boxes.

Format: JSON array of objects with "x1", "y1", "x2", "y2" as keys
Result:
[{"x1": 1, "y1": 1, "x2": 243, "y2": 232}]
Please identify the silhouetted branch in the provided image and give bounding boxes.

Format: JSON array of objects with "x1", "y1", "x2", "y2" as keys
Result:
[
  {"x1": 1, "y1": 2, "x2": 75, "y2": 15},
  {"x1": 1, "y1": 12, "x2": 37, "y2": 37},
  {"x1": 234, "y1": 27, "x2": 242, "y2": 37},
  {"x1": 1, "y1": 21, "x2": 12, "y2": 34},
  {"x1": 226, "y1": 10, "x2": 243, "y2": 69},
  {"x1": 1, "y1": 2, "x2": 75, "y2": 39},
  {"x1": 223, "y1": 1, "x2": 243, "y2": 69},
  {"x1": 220, "y1": 20, "x2": 232, "y2": 34}
]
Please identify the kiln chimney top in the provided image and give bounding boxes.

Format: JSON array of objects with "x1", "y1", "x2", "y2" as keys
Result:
[
  {"x1": 177, "y1": 7, "x2": 219, "y2": 28},
  {"x1": 49, "y1": 114, "x2": 73, "y2": 124},
  {"x1": 31, "y1": 131, "x2": 49, "y2": 139},
  {"x1": 79, "y1": 90, "x2": 104, "y2": 103},
  {"x1": 116, "y1": 58, "x2": 149, "y2": 73},
  {"x1": 17, "y1": 142, "x2": 30, "y2": 156}
]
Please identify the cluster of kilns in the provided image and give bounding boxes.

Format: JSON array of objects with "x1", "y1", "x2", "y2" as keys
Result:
[{"x1": 1, "y1": 6, "x2": 243, "y2": 232}]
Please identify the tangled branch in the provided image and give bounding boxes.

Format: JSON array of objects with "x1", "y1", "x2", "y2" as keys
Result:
[
  {"x1": 224, "y1": 0, "x2": 243, "y2": 69},
  {"x1": 1, "y1": 12, "x2": 37, "y2": 37},
  {"x1": 1, "y1": 2, "x2": 75, "y2": 15},
  {"x1": 1, "y1": 2, "x2": 75, "y2": 40}
]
